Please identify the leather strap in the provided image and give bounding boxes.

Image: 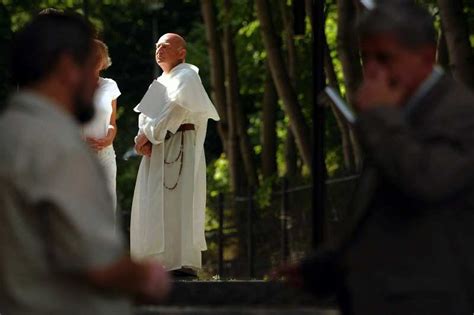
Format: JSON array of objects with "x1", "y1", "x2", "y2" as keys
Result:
[
  {"x1": 165, "y1": 124, "x2": 195, "y2": 140},
  {"x1": 177, "y1": 123, "x2": 195, "y2": 131}
]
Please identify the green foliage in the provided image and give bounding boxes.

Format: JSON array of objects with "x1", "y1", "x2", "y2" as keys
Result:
[
  {"x1": 207, "y1": 154, "x2": 230, "y2": 198},
  {"x1": 254, "y1": 175, "x2": 278, "y2": 209}
]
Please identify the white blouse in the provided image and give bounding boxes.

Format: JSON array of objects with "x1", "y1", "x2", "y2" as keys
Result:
[{"x1": 83, "y1": 77, "x2": 121, "y2": 139}]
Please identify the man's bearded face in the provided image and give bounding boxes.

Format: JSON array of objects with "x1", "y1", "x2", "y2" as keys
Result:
[{"x1": 72, "y1": 48, "x2": 99, "y2": 124}]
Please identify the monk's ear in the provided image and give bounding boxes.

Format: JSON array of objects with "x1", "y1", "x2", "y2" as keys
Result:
[{"x1": 179, "y1": 48, "x2": 187, "y2": 60}]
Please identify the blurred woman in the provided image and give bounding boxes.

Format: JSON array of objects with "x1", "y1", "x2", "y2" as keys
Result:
[{"x1": 83, "y1": 39, "x2": 121, "y2": 212}]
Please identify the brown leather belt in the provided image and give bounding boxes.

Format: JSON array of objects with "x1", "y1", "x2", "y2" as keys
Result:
[
  {"x1": 177, "y1": 123, "x2": 195, "y2": 132},
  {"x1": 165, "y1": 124, "x2": 195, "y2": 140}
]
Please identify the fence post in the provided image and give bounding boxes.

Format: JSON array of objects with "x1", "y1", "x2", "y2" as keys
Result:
[
  {"x1": 281, "y1": 178, "x2": 289, "y2": 262},
  {"x1": 218, "y1": 193, "x2": 224, "y2": 278},
  {"x1": 247, "y1": 187, "x2": 255, "y2": 278}
]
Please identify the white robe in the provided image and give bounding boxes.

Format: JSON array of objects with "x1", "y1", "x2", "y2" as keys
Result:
[{"x1": 130, "y1": 63, "x2": 219, "y2": 270}]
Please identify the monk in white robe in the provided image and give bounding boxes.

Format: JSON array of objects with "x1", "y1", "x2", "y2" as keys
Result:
[{"x1": 131, "y1": 33, "x2": 219, "y2": 274}]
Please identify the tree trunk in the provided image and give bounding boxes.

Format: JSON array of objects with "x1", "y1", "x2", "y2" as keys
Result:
[
  {"x1": 307, "y1": 0, "x2": 356, "y2": 173},
  {"x1": 262, "y1": 65, "x2": 278, "y2": 178},
  {"x1": 222, "y1": 29, "x2": 242, "y2": 192},
  {"x1": 0, "y1": 3, "x2": 11, "y2": 105},
  {"x1": 336, "y1": 0, "x2": 363, "y2": 171},
  {"x1": 223, "y1": 0, "x2": 259, "y2": 190},
  {"x1": 223, "y1": 82, "x2": 241, "y2": 193},
  {"x1": 279, "y1": 0, "x2": 297, "y2": 82},
  {"x1": 255, "y1": 0, "x2": 312, "y2": 169},
  {"x1": 438, "y1": 0, "x2": 474, "y2": 89},
  {"x1": 323, "y1": 36, "x2": 354, "y2": 173},
  {"x1": 336, "y1": 0, "x2": 363, "y2": 103},
  {"x1": 200, "y1": 0, "x2": 229, "y2": 149},
  {"x1": 285, "y1": 129, "x2": 299, "y2": 179},
  {"x1": 279, "y1": 0, "x2": 300, "y2": 179}
]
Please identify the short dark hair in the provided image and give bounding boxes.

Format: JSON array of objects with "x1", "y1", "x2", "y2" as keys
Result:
[
  {"x1": 10, "y1": 11, "x2": 95, "y2": 87},
  {"x1": 38, "y1": 7, "x2": 63, "y2": 15},
  {"x1": 357, "y1": 2, "x2": 437, "y2": 49}
]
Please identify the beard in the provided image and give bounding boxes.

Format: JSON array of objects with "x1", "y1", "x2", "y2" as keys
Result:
[
  {"x1": 72, "y1": 82, "x2": 96, "y2": 124},
  {"x1": 73, "y1": 96, "x2": 95, "y2": 124}
]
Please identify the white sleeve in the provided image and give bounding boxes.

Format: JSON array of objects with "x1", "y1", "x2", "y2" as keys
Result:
[
  {"x1": 139, "y1": 103, "x2": 190, "y2": 145},
  {"x1": 108, "y1": 79, "x2": 121, "y2": 100}
]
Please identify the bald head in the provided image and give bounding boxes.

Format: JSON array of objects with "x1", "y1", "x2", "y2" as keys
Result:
[
  {"x1": 161, "y1": 33, "x2": 186, "y2": 49},
  {"x1": 155, "y1": 33, "x2": 187, "y2": 74}
]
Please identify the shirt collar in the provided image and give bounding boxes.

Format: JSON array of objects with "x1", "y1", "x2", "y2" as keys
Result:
[
  {"x1": 165, "y1": 63, "x2": 199, "y2": 76},
  {"x1": 404, "y1": 66, "x2": 444, "y2": 118}
]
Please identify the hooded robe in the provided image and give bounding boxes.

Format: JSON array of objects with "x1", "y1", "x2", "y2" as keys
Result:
[{"x1": 131, "y1": 63, "x2": 219, "y2": 270}]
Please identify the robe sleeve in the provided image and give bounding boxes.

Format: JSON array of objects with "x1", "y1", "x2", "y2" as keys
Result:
[
  {"x1": 139, "y1": 103, "x2": 190, "y2": 145},
  {"x1": 108, "y1": 79, "x2": 121, "y2": 100}
]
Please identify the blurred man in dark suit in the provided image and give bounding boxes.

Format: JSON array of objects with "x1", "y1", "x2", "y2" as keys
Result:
[{"x1": 276, "y1": 2, "x2": 474, "y2": 315}]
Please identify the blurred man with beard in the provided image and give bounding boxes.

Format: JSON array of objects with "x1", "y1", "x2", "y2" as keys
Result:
[{"x1": 0, "y1": 12, "x2": 170, "y2": 315}]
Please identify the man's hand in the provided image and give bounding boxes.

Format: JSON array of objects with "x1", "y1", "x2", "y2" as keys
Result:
[
  {"x1": 355, "y1": 67, "x2": 405, "y2": 111},
  {"x1": 139, "y1": 260, "x2": 171, "y2": 302},
  {"x1": 270, "y1": 263, "x2": 304, "y2": 288},
  {"x1": 135, "y1": 134, "x2": 152, "y2": 157},
  {"x1": 136, "y1": 142, "x2": 152, "y2": 157},
  {"x1": 85, "y1": 256, "x2": 171, "y2": 303}
]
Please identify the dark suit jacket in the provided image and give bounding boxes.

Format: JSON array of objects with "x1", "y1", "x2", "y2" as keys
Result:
[{"x1": 302, "y1": 75, "x2": 474, "y2": 315}]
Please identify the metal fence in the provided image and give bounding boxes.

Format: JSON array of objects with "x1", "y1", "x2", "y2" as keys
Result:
[{"x1": 202, "y1": 175, "x2": 360, "y2": 280}]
